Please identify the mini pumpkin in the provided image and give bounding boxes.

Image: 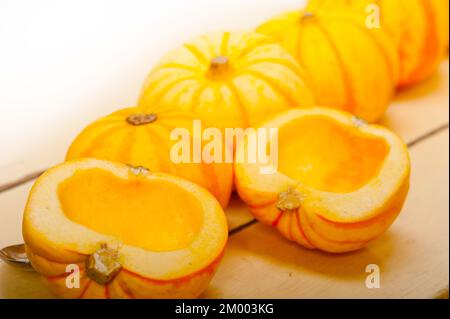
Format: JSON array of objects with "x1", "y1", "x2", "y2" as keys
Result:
[
  {"x1": 23, "y1": 158, "x2": 228, "y2": 298},
  {"x1": 138, "y1": 31, "x2": 314, "y2": 130},
  {"x1": 66, "y1": 106, "x2": 233, "y2": 208},
  {"x1": 308, "y1": 0, "x2": 449, "y2": 87},
  {"x1": 234, "y1": 107, "x2": 410, "y2": 253},
  {"x1": 257, "y1": 9, "x2": 399, "y2": 123}
]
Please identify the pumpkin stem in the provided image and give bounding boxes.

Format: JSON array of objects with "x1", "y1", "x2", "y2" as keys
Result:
[
  {"x1": 208, "y1": 56, "x2": 230, "y2": 79},
  {"x1": 276, "y1": 187, "x2": 302, "y2": 212},
  {"x1": 86, "y1": 244, "x2": 121, "y2": 285},
  {"x1": 300, "y1": 11, "x2": 315, "y2": 22},
  {"x1": 352, "y1": 115, "x2": 368, "y2": 128},
  {"x1": 126, "y1": 113, "x2": 157, "y2": 126},
  {"x1": 128, "y1": 165, "x2": 150, "y2": 176}
]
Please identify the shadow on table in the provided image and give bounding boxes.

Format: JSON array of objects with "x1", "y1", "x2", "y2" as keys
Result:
[
  {"x1": 210, "y1": 221, "x2": 409, "y2": 285},
  {"x1": 0, "y1": 262, "x2": 53, "y2": 299},
  {"x1": 394, "y1": 70, "x2": 444, "y2": 103}
]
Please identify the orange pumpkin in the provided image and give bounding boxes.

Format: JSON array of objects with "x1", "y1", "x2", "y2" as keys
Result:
[
  {"x1": 138, "y1": 31, "x2": 314, "y2": 130},
  {"x1": 23, "y1": 159, "x2": 228, "y2": 298},
  {"x1": 234, "y1": 107, "x2": 410, "y2": 253},
  {"x1": 308, "y1": 0, "x2": 450, "y2": 87},
  {"x1": 257, "y1": 9, "x2": 399, "y2": 123},
  {"x1": 66, "y1": 106, "x2": 233, "y2": 208}
]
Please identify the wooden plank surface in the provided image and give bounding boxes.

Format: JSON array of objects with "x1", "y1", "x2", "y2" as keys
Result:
[
  {"x1": 1, "y1": 62, "x2": 448, "y2": 299},
  {"x1": 0, "y1": 63, "x2": 448, "y2": 298}
]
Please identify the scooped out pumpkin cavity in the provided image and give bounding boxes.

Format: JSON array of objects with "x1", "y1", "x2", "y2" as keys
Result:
[
  {"x1": 277, "y1": 115, "x2": 390, "y2": 193},
  {"x1": 58, "y1": 168, "x2": 203, "y2": 252}
]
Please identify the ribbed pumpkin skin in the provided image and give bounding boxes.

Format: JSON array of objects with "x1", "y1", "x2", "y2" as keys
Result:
[
  {"x1": 138, "y1": 31, "x2": 314, "y2": 130},
  {"x1": 308, "y1": 0, "x2": 449, "y2": 88},
  {"x1": 66, "y1": 107, "x2": 233, "y2": 208},
  {"x1": 257, "y1": 9, "x2": 399, "y2": 123}
]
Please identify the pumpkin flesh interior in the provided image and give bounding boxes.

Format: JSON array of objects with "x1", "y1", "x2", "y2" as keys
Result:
[
  {"x1": 277, "y1": 116, "x2": 390, "y2": 193},
  {"x1": 58, "y1": 168, "x2": 203, "y2": 252}
]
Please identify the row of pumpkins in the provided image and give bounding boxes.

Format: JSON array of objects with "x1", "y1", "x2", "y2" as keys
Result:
[
  {"x1": 68, "y1": 0, "x2": 449, "y2": 207},
  {"x1": 19, "y1": 0, "x2": 448, "y2": 299}
]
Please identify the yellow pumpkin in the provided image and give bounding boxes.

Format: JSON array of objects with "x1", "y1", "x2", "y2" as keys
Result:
[
  {"x1": 66, "y1": 106, "x2": 233, "y2": 208},
  {"x1": 257, "y1": 9, "x2": 399, "y2": 123},
  {"x1": 308, "y1": 0, "x2": 450, "y2": 87},
  {"x1": 23, "y1": 159, "x2": 228, "y2": 298},
  {"x1": 138, "y1": 31, "x2": 314, "y2": 130},
  {"x1": 234, "y1": 107, "x2": 410, "y2": 253}
]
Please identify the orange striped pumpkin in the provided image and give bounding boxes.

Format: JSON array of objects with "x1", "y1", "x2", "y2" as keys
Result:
[
  {"x1": 138, "y1": 31, "x2": 314, "y2": 130},
  {"x1": 257, "y1": 9, "x2": 399, "y2": 122},
  {"x1": 308, "y1": 0, "x2": 449, "y2": 87}
]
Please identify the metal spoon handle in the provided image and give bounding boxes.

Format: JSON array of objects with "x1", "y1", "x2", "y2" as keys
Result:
[{"x1": 0, "y1": 243, "x2": 34, "y2": 271}]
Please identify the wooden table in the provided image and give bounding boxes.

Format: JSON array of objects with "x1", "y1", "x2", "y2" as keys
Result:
[{"x1": 0, "y1": 60, "x2": 448, "y2": 299}]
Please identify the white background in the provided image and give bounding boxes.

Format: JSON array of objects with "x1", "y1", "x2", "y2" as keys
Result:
[{"x1": 0, "y1": 0, "x2": 305, "y2": 171}]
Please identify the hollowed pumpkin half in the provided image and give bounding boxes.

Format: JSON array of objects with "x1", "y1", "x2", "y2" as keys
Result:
[
  {"x1": 234, "y1": 108, "x2": 410, "y2": 253},
  {"x1": 66, "y1": 106, "x2": 233, "y2": 208},
  {"x1": 22, "y1": 158, "x2": 228, "y2": 298}
]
